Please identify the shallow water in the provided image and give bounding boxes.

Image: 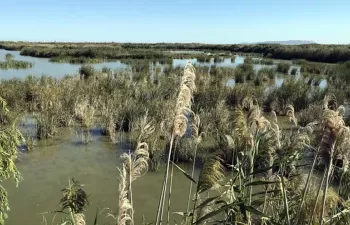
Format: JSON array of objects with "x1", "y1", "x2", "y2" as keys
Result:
[
  {"x1": 0, "y1": 49, "x2": 128, "y2": 79},
  {"x1": 4, "y1": 127, "x2": 199, "y2": 225},
  {"x1": 0, "y1": 49, "x2": 276, "y2": 79}
]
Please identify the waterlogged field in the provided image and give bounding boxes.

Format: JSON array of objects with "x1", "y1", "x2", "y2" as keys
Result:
[{"x1": 0, "y1": 43, "x2": 350, "y2": 225}]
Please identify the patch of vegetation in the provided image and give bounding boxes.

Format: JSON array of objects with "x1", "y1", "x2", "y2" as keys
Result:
[
  {"x1": 79, "y1": 65, "x2": 95, "y2": 79},
  {"x1": 0, "y1": 54, "x2": 33, "y2": 69},
  {"x1": 277, "y1": 62, "x2": 290, "y2": 74},
  {"x1": 258, "y1": 67, "x2": 275, "y2": 79},
  {"x1": 290, "y1": 67, "x2": 298, "y2": 75},
  {"x1": 50, "y1": 56, "x2": 105, "y2": 64},
  {"x1": 2, "y1": 41, "x2": 350, "y2": 63}
]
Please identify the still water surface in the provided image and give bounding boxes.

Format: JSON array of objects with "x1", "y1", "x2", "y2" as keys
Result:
[
  {"x1": 1, "y1": 49, "x2": 272, "y2": 79},
  {"x1": 4, "y1": 127, "x2": 197, "y2": 225}
]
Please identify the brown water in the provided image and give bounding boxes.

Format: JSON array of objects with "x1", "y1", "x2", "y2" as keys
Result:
[{"x1": 4, "y1": 128, "x2": 198, "y2": 225}]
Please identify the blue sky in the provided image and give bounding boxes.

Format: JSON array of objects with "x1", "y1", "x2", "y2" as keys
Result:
[{"x1": 1, "y1": 0, "x2": 349, "y2": 44}]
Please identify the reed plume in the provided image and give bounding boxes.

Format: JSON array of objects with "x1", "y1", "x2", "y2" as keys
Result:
[
  {"x1": 156, "y1": 61, "x2": 196, "y2": 225},
  {"x1": 120, "y1": 142, "x2": 149, "y2": 182},
  {"x1": 186, "y1": 115, "x2": 202, "y2": 213},
  {"x1": 317, "y1": 97, "x2": 349, "y2": 224},
  {"x1": 286, "y1": 104, "x2": 297, "y2": 126},
  {"x1": 192, "y1": 155, "x2": 224, "y2": 224},
  {"x1": 197, "y1": 155, "x2": 225, "y2": 193},
  {"x1": 74, "y1": 213, "x2": 86, "y2": 225},
  {"x1": 234, "y1": 105, "x2": 269, "y2": 150},
  {"x1": 116, "y1": 118, "x2": 153, "y2": 225},
  {"x1": 117, "y1": 166, "x2": 132, "y2": 225}
]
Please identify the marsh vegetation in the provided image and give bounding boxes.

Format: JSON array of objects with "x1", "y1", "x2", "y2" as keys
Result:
[
  {"x1": 0, "y1": 53, "x2": 33, "y2": 69},
  {"x1": 1, "y1": 42, "x2": 350, "y2": 224}
]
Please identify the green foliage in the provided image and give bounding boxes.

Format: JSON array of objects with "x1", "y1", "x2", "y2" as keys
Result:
[
  {"x1": 1, "y1": 43, "x2": 350, "y2": 224},
  {"x1": 253, "y1": 58, "x2": 274, "y2": 65},
  {"x1": 79, "y1": 64, "x2": 95, "y2": 79},
  {"x1": 0, "y1": 59, "x2": 33, "y2": 70},
  {"x1": 254, "y1": 76, "x2": 262, "y2": 86},
  {"x1": 265, "y1": 78, "x2": 326, "y2": 113},
  {"x1": 277, "y1": 63, "x2": 290, "y2": 74},
  {"x1": 60, "y1": 178, "x2": 89, "y2": 214},
  {"x1": 50, "y1": 56, "x2": 104, "y2": 64},
  {"x1": 0, "y1": 97, "x2": 23, "y2": 224},
  {"x1": 235, "y1": 63, "x2": 255, "y2": 82},
  {"x1": 300, "y1": 61, "x2": 334, "y2": 75},
  {"x1": 5, "y1": 53, "x2": 13, "y2": 61},
  {"x1": 290, "y1": 67, "x2": 298, "y2": 75},
  {"x1": 260, "y1": 58, "x2": 274, "y2": 65},
  {"x1": 101, "y1": 66, "x2": 112, "y2": 74},
  {"x1": 332, "y1": 61, "x2": 350, "y2": 85},
  {"x1": 298, "y1": 103, "x2": 323, "y2": 126},
  {"x1": 244, "y1": 56, "x2": 253, "y2": 64},
  {"x1": 213, "y1": 56, "x2": 224, "y2": 63},
  {"x1": 258, "y1": 67, "x2": 275, "y2": 79},
  {"x1": 2, "y1": 41, "x2": 350, "y2": 63}
]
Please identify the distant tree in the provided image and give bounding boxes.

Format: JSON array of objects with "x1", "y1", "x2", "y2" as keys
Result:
[{"x1": 5, "y1": 53, "x2": 14, "y2": 61}]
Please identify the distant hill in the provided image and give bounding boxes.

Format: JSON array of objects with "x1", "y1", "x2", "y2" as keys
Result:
[{"x1": 242, "y1": 40, "x2": 317, "y2": 45}]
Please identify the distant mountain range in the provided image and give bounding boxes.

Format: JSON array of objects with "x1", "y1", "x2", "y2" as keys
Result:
[{"x1": 242, "y1": 40, "x2": 317, "y2": 45}]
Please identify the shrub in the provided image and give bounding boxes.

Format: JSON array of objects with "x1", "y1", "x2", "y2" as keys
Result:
[
  {"x1": 277, "y1": 63, "x2": 290, "y2": 73},
  {"x1": 258, "y1": 68, "x2": 275, "y2": 79},
  {"x1": 235, "y1": 63, "x2": 255, "y2": 82},
  {"x1": 261, "y1": 58, "x2": 274, "y2": 65},
  {"x1": 264, "y1": 78, "x2": 325, "y2": 113},
  {"x1": 79, "y1": 64, "x2": 95, "y2": 79},
  {"x1": 290, "y1": 68, "x2": 298, "y2": 75},
  {"x1": 213, "y1": 56, "x2": 224, "y2": 63},
  {"x1": 297, "y1": 103, "x2": 323, "y2": 126},
  {"x1": 244, "y1": 56, "x2": 253, "y2": 64},
  {"x1": 5, "y1": 53, "x2": 14, "y2": 61},
  {"x1": 254, "y1": 76, "x2": 262, "y2": 86},
  {"x1": 102, "y1": 66, "x2": 112, "y2": 74}
]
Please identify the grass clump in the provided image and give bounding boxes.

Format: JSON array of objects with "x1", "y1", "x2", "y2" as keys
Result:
[
  {"x1": 235, "y1": 63, "x2": 255, "y2": 83},
  {"x1": 79, "y1": 64, "x2": 95, "y2": 79},
  {"x1": 258, "y1": 67, "x2": 275, "y2": 80},
  {"x1": 290, "y1": 67, "x2": 298, "y2": 75},
  {"x1": 277, "y1": 62, "x2": 290, "y2": 74},
  {"x1": 0, "y1": 54, "x2": 33, "y2": 69}
]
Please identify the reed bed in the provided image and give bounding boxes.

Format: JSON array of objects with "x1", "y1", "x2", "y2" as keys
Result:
[{"x1": 1, "y1": 54, "x2": 350, "y2": 224}]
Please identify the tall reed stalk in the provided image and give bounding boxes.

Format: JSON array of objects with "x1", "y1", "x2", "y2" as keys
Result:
[
  {"x1": 186, "y1": 116, "x2": 201, "y2": 214},
  {"x1": 156, "y1": 62, "x2": 196, "y2": 225},
  {"x1": 319, "y1": 141, "x2": 336, "y2": 225},
  {"x1": 116, "y1": 119, "x2": 153, "y2": 225}
]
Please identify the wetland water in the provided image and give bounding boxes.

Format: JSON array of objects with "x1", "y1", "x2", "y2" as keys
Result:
[
  {"x1": 0, "y1": 49, "x2": 327, "y2": 88},
  {"x1": 0, "y1": 49, "x2": 275, "y2": 78},
  {"x1": 0, "y1": 48, "x2": 327, "y2": 224},
  {"x1": 4, "y1": 127, "x2": 198, "y2": 225}
]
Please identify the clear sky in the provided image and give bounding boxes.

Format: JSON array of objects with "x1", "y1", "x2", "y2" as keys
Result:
[{"x1": 1, "y1": 0, "x2": 349, "y2": 44}]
